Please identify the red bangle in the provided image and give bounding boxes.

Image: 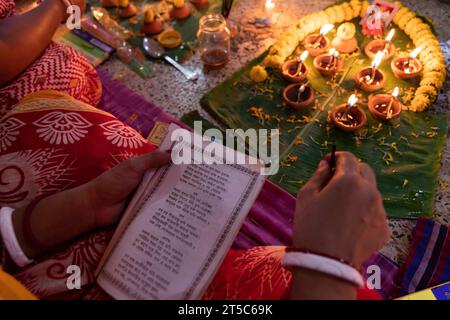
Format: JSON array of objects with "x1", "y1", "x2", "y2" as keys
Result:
[
  {"x1": 286, "y1": 247, "x2": 358, "y2": 270},
  {"x1": 23, "y1": 195, "x2": 48, "y2": 252}
]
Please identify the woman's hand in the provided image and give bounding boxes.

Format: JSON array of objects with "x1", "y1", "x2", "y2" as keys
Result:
[
  {"x1": 290, "y1": 152, "x2": 390, "y2": 300},
  {"x1": 292, "y1": 151, "x2": 390, "y2": 266},
  {"x1": 0, "y1": 0, "x2": 86, "y2": 85},
  {"x1": 12, "y1": 151, "x2": 170, "y2": 258},
  {"x1": 85, "y1": 151, "x2": 171, "y2": 227}
]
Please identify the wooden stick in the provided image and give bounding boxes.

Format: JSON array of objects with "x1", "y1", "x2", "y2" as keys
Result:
[
  {"x1": 386, "y1": 97, "x2": 395, "y2": 119},
  {"x1": 330, "y1": 144, "x2": 337, "y2": 172}
]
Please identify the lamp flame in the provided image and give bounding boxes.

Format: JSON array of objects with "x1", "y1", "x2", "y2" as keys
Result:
[
  {"x1": 371, "y1": 51, "x2": 384, "y2": 69},
  {"x1": 385, "y1": 29, "x2": 395, "y2": 42},
  {"x1": 265, "y1": 0, "x2": 275, "y2": 10},
  {"x1": 320, "y1": 23, "x2": 334, "y2": 36},
  {"x1": 298, "y1": 50, "x2": 309, "y2": 62},
  {"x1": 409, "y1": 47, "x2": 422, "y2": 59},
  {"x1": 392, "y1": 87, "x2": 399, "y2": 98},
  {"x1": 329, "y1": 48, "x2": 339, "y2": 57},
  {"x1": 347, "y1": 94, "x2": 358, "y2": 108}
]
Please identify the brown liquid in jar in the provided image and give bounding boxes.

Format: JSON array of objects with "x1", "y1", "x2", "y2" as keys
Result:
[{"x1": 201, "y1": 49, "x2": 229, "y2": 69}]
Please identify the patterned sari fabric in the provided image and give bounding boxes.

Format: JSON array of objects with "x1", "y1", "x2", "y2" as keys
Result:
[
  {"x1": 0, "y1": 90, "x2": 157, "y2": 297},
  {"x1": 0, "y1": 90, "x2": 156, "y2": 209},
  {"x1": 0, "y1": 0, "x2": 102, "y2": 117},
  {"x1": 0, "y1": 90, "x2": 381, "y2": 300}
]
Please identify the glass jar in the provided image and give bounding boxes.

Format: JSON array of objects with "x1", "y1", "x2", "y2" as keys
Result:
[{"x1": 197, "y1": 14, "x2": 231, "y2": 69}]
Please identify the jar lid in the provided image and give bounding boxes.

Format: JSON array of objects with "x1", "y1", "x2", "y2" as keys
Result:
[{"x1": 199, "y1": 14, "x2": 227, "y2": 32}]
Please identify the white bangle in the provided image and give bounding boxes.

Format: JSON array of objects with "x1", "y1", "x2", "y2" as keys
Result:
[
  {"x1": 282, "y1": 251, "x2": 364, "y2": 288},
  {"x1": 0, "y1": 207, "x2": 34, "y2": 267}
]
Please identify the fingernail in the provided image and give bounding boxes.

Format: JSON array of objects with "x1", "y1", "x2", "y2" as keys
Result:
[{"x1": 318, "y1": 160, "x2": 327, "y2": 169}]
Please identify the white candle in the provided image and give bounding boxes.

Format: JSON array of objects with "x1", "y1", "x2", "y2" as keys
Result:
[
  {"x1": 296, "y1": 50, "x2": 309, "y2": 75},
  {"x1": 347, "y1": 93, "x2": 358, "y2": 109},
  {"x1": 369, "y1": 51, "x2": 384, "y2": 83},
  {"x1": 320, "y1": 24, "x2": 334, "y2": 36},
  {"x1": 342, "y1": 93, "x2": 358, "y2": 121},
  {"x1": 328, "y1": 48, "x2": 339, "y2": 68},
  {"x1": 386, "y1": 86, "x2": 399, "y2": 119},
  {"x1": 385, "y1": 29, "x2": 395, "y2": 42},
  {"x1": 298, "y1": 50, "x2": 309, "y2": 63},
  {"x1": 312, "y1": 24, "x2": 334, "y2": 48},
  {"x1": 405, "y1": 46, "x2": 422, "y2": 73},
  {"x1": 265, "y1": 0, "x2": 275, "y2": 23},
  {"x1": 382, "y1": 29, "x2": 395, "y2": 54}
]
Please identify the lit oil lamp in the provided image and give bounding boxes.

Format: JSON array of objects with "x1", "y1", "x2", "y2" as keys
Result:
[
  {"x1": 313, "y1": 48, "x2": 342, "y2": 76},
  {"x1": 304, "y1": 24, "x2": 334, "y2": 57},
  {"x1": 282, "y1": 81, "x2": 314, "y2": 109},
  {"x1": 391, "y1": 47, "x2": 423, "y2": 79},
  {"x1": 281, "y1": 50, "x2": 309, "y2": 82},
  {"x1": 355, "y1": 51, "x2": 386, "y2": 92},
  {"x1": 331, "y1": 94, "x2": 367, "y2": 132},
  {"x1": 365, "y1": 28, "x2": 395, "y2": 61},
  {"x1": 368, "y1": 87, "x2": 402, "y2": 121}
]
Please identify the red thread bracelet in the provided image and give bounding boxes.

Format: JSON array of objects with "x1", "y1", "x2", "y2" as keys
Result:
[
  {"x1": 286, "y1": 247, "x2": 359, "y2": 270},
  {"x1": 23, "y1": 195, "x2": 48, "y2": 252}
]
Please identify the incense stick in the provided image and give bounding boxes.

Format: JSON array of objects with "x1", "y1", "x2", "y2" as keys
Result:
[
  {"x1": 330, "y1": 144, "x2": 337, "y2": 172},
  {"x1": 222, "y1": 0, "x2": 234, "y2": 18}
]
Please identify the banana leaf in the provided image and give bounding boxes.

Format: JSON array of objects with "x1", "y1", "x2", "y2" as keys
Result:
[
  {"x1": 200, "y1": 19, "x2": 448, "y2": 219},
  {"x1": 87, "y1": 0, "x2": 223, "y2": 61}
]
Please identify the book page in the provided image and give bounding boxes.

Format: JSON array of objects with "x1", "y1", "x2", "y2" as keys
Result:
[
  {"x1": 97, "y1": 131, "x2": 265, "y2": 299},
  {"x1": 95, "y1": 123, "x2": 178, "y2": 277}
]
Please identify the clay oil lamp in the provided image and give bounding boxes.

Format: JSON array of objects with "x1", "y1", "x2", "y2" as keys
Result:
[
  {"x1": 365, "y1": 28, "x2": 395, "y2": 61},
  {"x1": 391, "y1": 46, "x2": 423, "y2": 80},
  {"x1": 304, "y1": 23, "x2": 334, "y2": 57},
  {"x1": 368, "y1": 86, "x2": 402, "y2": 121},
  {"x1": 170, "y1": 0, "x2": 191, "y2": 20},
  {"x1": 313, "y1": 48, "x2": 342, "y2": 77},
  {"x1": 283, "y1": 81, "x2": 315, "y2": 110},
  {"x1": 141, "y1": 8, "x2": 164, "y2": 36},
  {"x1": 118, "y1": 0, "x2": 137, "y2": 19},
  {"x1": 190, "y1": 0, "x2": 209, "y2": 8},
  {"x1": 281, "y1": 50, "x2": 309, "y2": 82},
  {"x1": 355, "y1": 51, "x2": 386, "y2": 92},
  {"x1": 331, "y1": 94, "x2": 367, "y2": 133}
]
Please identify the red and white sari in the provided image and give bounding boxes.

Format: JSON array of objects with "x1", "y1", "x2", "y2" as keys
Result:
[
  {"x1": 0, "y1": 91, "x2": 381, "y2": 300},
  {"x1": 0, "y1": 0, "x2": 102, "y2": 117}
]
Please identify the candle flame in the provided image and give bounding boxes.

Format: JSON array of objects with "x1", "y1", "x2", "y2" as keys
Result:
[
  {"x1": 392, "y1": 86, "x2": 399, "y2": 98},
  {"x1": 371, "y1": 51, "x2": 384, "y2": 69},
  {"x1": 298, "y1": 50, "x2": 309, "y2": 62},
  {"x1": 320, "y1": 23, "x2": 334, "y2": 36},
  {"x1": 409, "y1": 47, "x2": 422, "y2": 59},
  {"x1": 265, "y1": 0, "x2": 275, "y2": 10},
  {"x1": 385, "y1": 29, "x2": 395, "y2": 42},
  {"x1": 347, "y1": 94, "x2": 358, "y2": 108}
]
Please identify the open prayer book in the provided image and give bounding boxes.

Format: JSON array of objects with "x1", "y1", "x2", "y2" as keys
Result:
[{"x1": 95, "y1": 124, "x2": 266, "y2": 299}]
